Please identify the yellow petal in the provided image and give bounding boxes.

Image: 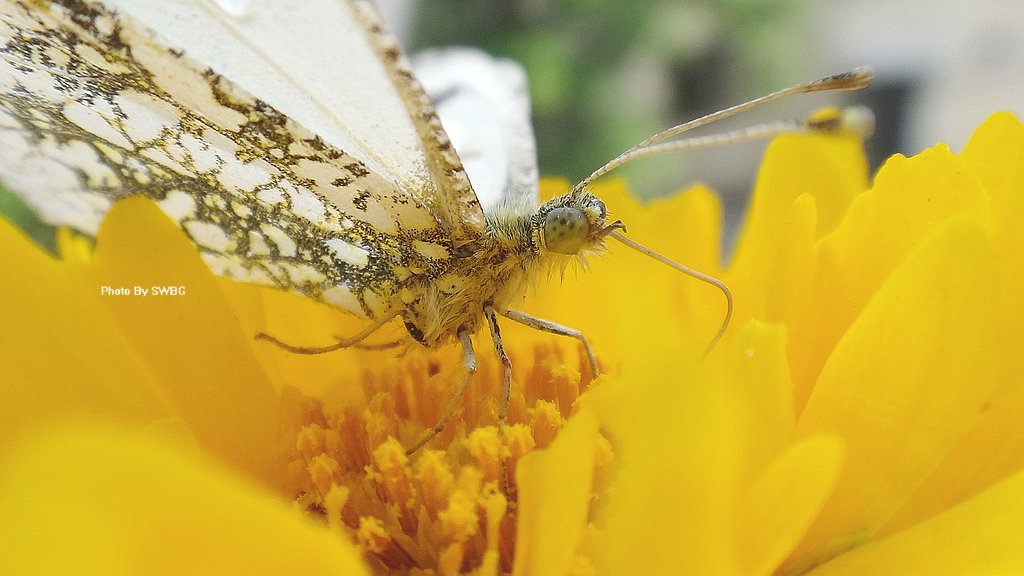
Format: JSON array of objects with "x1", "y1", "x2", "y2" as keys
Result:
[
  {"x1": 879, "y1": 386, "x2": 1024, "y2": 538},
  {"x1": 730, "y1": 323, "x2": 844, "y2": 576},
  {"x1": 729, "y1": 133, "x2": 867, "y2": 326},
  {"x1": 0, "y1": 424, "x2": 369, "y2": 576},
  {"x1": 513, "y1": 408, "x2": 599, "y2": 576},
  {"x1": 726, "y1": 320, "x2": 797, "y2": 473},
  {"x1": 960, "y1": 112, "x2": 1024, "y2": 254},
  {"x1": 0, "y1": 214, "x2": 166, "y2": 444},
  {"x1": 657, "y1": 185, "x2": 732, "y2": 353},
  {"x1": 90, "y1": 198, "x2": 284, "y2": 482},
  {"x1": 762, "y1": 193, "x2": 818, "y2": 325},
  {"x1": 588, "y1": 354, "x2": 744, "y2": 575},
  {"x1": 960, "y1": 112, "x2": 1024, "y2": 399},
  {"x1": 878, "y1": 113, "x2": 1024, "y2": 536},
  {"x1": 239, "y1": 282, "x2": 375, "y2": 406},
  {"x1": 739, "y1": 435, "x2": 845, "y2": 576},
  {"x1": 723, "y1": 188, "x2": 820, "y2": 364},
  {"x1": 792, "y1": 143, "x2": 989, "y2": 408},
  {"x1": 735, "y1": 133, "x2": 867, "y2": 248},
  {"x1": 806, "y1": 466, "x2": 1024, "y2": 576},
  {"x1": 787, "y1": 217, "x2": 999, "y2": 571}
]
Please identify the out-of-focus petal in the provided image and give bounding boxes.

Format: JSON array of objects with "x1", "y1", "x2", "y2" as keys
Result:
[
  {"x1": 513, "y1": 409, "x2": 599, "y2": 576},
  {"x1": 786, "y1": 218, "x2": 999, "y2": 571},
  {"x1": 807, "y1": 467, "x2": 1024, "y2": 576},
  {"x1": 0, "y1": 424, "x2": 369, "y2": 576}
]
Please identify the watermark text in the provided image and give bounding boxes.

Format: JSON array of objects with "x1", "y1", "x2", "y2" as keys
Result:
[{"x1": 100, "y1": 285, "x2": 187, "y2": 297}]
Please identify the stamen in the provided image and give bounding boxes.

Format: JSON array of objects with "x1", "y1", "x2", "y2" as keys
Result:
[
  {"x1": 609, "y1": 230, "x2": 733, "y2": 355},
  {"x1": 289, "y1": 336, "x2": 607, "y2": 574}
]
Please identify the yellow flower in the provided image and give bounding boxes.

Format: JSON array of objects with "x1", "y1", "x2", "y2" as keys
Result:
[
  {"x1": 1, "y1": 112, "x2": 1022, "y2": 575},
  {"x1": 528, "y1": 112, "x2": 1024, "y2": 575}
]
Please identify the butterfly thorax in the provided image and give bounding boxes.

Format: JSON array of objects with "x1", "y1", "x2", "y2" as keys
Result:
[{"x1": 398, "y1": 189, "x2": 618, "y2": 347}]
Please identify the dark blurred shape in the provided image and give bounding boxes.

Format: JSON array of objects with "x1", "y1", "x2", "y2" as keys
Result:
[{"x1": 860, "y1": 78, "x2": 915, "y2": 170}]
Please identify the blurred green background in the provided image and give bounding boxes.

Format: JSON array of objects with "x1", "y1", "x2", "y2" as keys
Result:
[
  {"x1": 387, "y1": 0, "x2": 1023, "y2": 246},
  {"x1": 388, "y1": 0, "x2": 881, "y2": 248},
  {"x1": 405, "y1": 0, "x2": 810, "y2": 194},
  {"x1": 0, "y1": 187, "x2": 56, "y2": 253}
]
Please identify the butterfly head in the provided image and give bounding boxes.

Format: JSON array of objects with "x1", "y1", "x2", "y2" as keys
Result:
[{"x1": 535, "y1": 189, "x2": 625, "y2": 257}]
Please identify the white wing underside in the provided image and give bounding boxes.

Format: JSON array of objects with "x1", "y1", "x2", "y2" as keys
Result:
[
  {"x1": 413, "y1": 47, "x2": 539, "y2": 213},
  {"x1": 106, "y1": 0, "x2": 434, "y2": 198}
]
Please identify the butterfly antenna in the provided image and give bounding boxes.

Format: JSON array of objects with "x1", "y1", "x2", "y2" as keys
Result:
[
  {"x1": 601, "y1": 105, "x2": 874, "y2": 168},
  {"x1": 608, "y1": 229, "x2": 732, "y2": 355},
  {"x1": 579, "y1": 68, "x2": 872, "y2": 354},
  {"x1": 573, "y1": 67, "x2": 873, "y2": 193}
]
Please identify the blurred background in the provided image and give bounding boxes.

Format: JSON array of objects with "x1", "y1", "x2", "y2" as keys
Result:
[{"x1": 378, "y1": 0, "x2": 1024, "y2": 248}]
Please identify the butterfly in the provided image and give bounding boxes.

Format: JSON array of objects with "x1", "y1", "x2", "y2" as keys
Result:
[{"x1": 0, "y1": 0, "x2": 870, "y2": 453}]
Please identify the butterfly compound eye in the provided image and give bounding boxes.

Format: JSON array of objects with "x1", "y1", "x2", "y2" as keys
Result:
[{"x1": 542, "y1": 206, "x2": 590, "y2": 254}]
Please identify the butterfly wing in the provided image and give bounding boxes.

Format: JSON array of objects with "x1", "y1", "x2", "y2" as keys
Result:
[
  {"x1": 0, "y1": 0, "x2": 469, "y2": 320},
  {"x1": 99, "y1": 0, "x2": 485, "y2": 237},
  {"x1": 414, "y1": 47, "x2": 540, "y2": 214}
]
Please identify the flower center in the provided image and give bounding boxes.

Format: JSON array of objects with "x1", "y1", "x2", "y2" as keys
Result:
[{"x1": 290, "y1": 340, "x2": 596, "y2": 574}]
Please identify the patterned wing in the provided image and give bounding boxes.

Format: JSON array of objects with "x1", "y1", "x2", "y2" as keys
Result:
[
  {"x1": 103, "y1": 0, "x2": 485, "y2": 238},
  {"x1": 0, "y1": 0, "x2": 464, "y2": 320}
]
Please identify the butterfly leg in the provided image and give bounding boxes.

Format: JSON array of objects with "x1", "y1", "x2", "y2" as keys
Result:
[
  {"x1": 484, "y1": 304, "x2": 518, "y2": 498},
  {"x1": 498, "y1": 309, "x2": 599, "y2": 377},
  {"x1": 256, "y1": 310, "x2": 400, "y2": 354},
  {"x1": 352, "y1": 338, "x2": 409, "y2": 351},
  {"x1": 483, "y1": 304, "x2": 513, "y2": 426},
  {"x1": 405, "y1": 328, "x2": 477, "y2": 455}
]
